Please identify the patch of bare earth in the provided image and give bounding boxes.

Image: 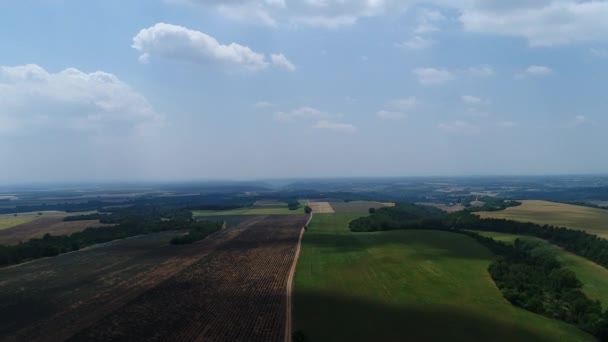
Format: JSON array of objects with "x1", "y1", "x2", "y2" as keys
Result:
[
  {"x1": 69, "y1": 215, "x2": 309, "y2": 342},
  {"x1": 0, "y1": 215, "x2": 267, "y2": 342},
  {"x1": 307, "y1": 201, "x2": 335, "y2": 213}
]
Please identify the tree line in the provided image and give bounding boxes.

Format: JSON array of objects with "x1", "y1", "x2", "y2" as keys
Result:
[
  {"x1": 0, "y1": 205, "x2": 216, "y2": 267},
  {"x1": 171, "y1": 221, "x2": 223, "y2": 245}
]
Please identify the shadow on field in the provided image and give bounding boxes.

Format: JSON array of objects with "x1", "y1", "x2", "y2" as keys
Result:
[
  {"x1": 301, "y1": 229, "x2": 494, "y2": 261},
  {"x1": 293, "y1": 291, "x2": 588, "y2": 342}
]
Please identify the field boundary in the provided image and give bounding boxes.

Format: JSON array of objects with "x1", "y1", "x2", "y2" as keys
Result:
[{"x1": 285, "y1": 212, "x2": 313, "y2": 342}]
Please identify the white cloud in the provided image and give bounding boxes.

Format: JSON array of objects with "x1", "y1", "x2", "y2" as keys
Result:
[
  {"x1": 497, "y1": 121, "x2": 517, "y2": 128},
  {"x1": 376, "y1": 110, "x2": 406, "y2": 120},
  {"x1": 397, "y1": 36, "x2": 435, "y2": 50},
  {"x1": 389, "y1": 97, "x2": 417, "y2": 110},
  {"x1": 0, "y1": 64, "x2": 160, "y2": 135},
  {"x1": 314, "y1": 120, "x2": 357, "y2": 133},
  {"x1": 565, "y1": 115, "x2": 593, "y2": 128},
  {"x1": 462, "y1": 95, "x2": 482, "y2": 105},
  {"x1": 516, "y1": 65, "x2": 553, "y2": 78},
  {"x1": 270, "y1": 53, "x2": 296, "y2": 71},
  {"x1": 181, "y1": 0, "x2": 402, "y2": 28},
  {"x1": 133, "y1": 23, "x2": 293, "y2": 71},
  {"x1": 414, "y1": 8, "x2": 446, "y2": 34},
  {"x1": 526, "y1": 65, "x2": 553, "y2": 76},
  {"x1": 274, "y1": 106, "x2": 332, "y2": 122},
  {"x1": 177, "y1": 1, "x2": 608, "y2": 45},
  {"x1": 412, "y1": 67, "x2": 454, "y2": 85},
  {"x1": 459, "y1": 1, "x2": 608, "y2": 46},
  {"x1": 292, "y1": 15, "x2": 358, "y2": 28},
  {"x1": 590, "y1": 48, "x2": 608, "y2": 58},
  {"x1": 254, "y1": 101, "x2": 276, "y2": 108},
  {"x1": 466, "y1": 65, "x2": 494, "y2": 77},
  {"x1": 438, "y1": 121, "x2": 480, "y2": 135}
]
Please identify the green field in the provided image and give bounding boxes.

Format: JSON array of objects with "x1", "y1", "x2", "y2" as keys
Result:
[
  {"x1": 476, "y1": 231, "x2": 608, "y2": 308},
  {"x1": 0, "y1": 215, "x2": 36, "y2": 231},
  {"x1": 477, "y1": 200, "x2": 608, "y2": 239},
  {"x1": 293, "y1": 213, "x2": 592, "y2": 341},
  {"x1": 192, "y1": 206, "x2": 305, "y2": 217}
]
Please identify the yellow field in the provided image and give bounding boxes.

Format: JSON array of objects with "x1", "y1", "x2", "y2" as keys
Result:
[
  {"x1": 0, "y1": 216, "x2": 35, "y2": 230},
  {"x1": 477, "y1": 200, "x2": 608, "y2": 239}
]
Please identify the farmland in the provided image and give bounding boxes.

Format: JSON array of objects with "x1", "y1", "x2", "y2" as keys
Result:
[
  {"x1": 0, "y1": 218, "x2": 113, "y2": 245},
  {"x1": 307, "y1": 201, "x2": 335, "y2": 213},
  {"x1": 328, "y1": 200, "x2": 394, "y2": 213},
  {"x1": 0, "y1": 214, "x2": 307, "y2": 341},
  {"x1": 0, "y1": 217, "x2": 34, "y2": 231},
  {"x1": 477, "y1": 200, "x2": 608, "y2": 239},
  {"x1": 293, "y1": 213, "x2": 592, "y2": 341},
  {"x1": 193, "y1": 206, "x2": 305, "y2": 216},
  {"x1": 475, "y1": 231, "x2": 608, "y2": 308},
  {"x1": 72, "y1": 214, "x2": 308, "y2": 342}
]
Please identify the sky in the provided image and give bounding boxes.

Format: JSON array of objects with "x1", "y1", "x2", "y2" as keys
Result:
[{"x1": 1, "y1": 0, "x2": 607, "y2": 183}]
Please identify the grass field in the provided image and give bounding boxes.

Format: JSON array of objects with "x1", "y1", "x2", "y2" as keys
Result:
[
  {"x1": 0, "y1": 217, "x2": 35, "y2": 231},
  {"x1": 193, "y1": 206, "x2": 305, "y2": 216},
  {"x1": 475, "y1": 231, "x2": 608, "y2": 308},
  {"x1": 477, "y1": 200, "x2": 608, "y2": 239},
  {"x1": 293, "y1": 214, "x2": 592, "y2": 341}
]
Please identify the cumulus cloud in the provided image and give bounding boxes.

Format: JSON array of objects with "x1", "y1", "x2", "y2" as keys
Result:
[
  {"x1": 133, "y1": 23, "x2": 293, "y2": 71},
  {"x1": 389, "y1": 97, "x2": 418, "y2": 110},
  {"x1": 254, "y1": 101, "x2": 277, "y2": 108},
  {"x1": 270, "y1": 53, "x2": 296, "y2": 71},
  {"x1": 176, "y1": 1, "x2": 608, "y2": 46},
  {"x1": 438, "y1": 121, "x2": 480, "y2": 135},
  {"x1": 376, "y1": 110, "x2": 405, "y2": 120},
  {"x1": 414, "y1": 8, "x2": 446, "y2": 34},
  {"x1": 590, "y1": 48, "x2": 608, "y2": 58},
  {"x1": 565, "y1": 115, "x2": 593, "y2": 128},
  {"x1": 274, "y1": 106, "x2": 332, "y2": 122},
  {"x1": 516, "y1": 65, "x2": 553, "y2": 78},
  {"x1": 497, "y1": 121, "x2": 517, "y2": 128},
  {"x1": 412, "y1": 67, "x2": 454, "y2": 85},
  {"x1": 459, "y1": 1, "x2": 608, "y2": 46},
  {"x1": 462, "y1": 95, "x2": 482, "y2": 105},
  {"x1": 0, "y1": 64, "x2": 160, "y2": 135},
  {"x1": 274, "y1": 105, "x2": 356, "y2": 132},
  {"x1": 314, "y1": 120, "x2": 357, "y2": 133},
  {"x1": 292, "y1": 15, "x2": 358, "y2": 29},
  {"x1": 397, "y1": 36, "x2": 435, "y2": 50},
  {"x1": 179, "y1": 0, "x2": 404, "y2": 28},
  {"x1": 466, "y1": 65, "x2": 494, "y2": 77}
]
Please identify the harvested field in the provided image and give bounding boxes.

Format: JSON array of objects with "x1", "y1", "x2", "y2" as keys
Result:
[
  {"x1": 307, "y1": 201, "x2": 334, "y2": 213},
  {"x1": 328, "y1": 201, "x2": 393, "y2": 214},
  {"x1": 0, "y1": 217, "x2": 113, "y2": 245},
  {"x1": 476, "y1": 200, "x2": 608, "y2": 239},
  {"x1": 71, "y1": 215, "x2": 309, "y2": 342},
  {"x1": 0, "y1": 215, "x2": 269, "y2": 342}
]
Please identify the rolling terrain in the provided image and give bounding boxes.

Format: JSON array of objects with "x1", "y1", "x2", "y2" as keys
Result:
[
  {"x1": 476, "y1": 231, "x2": 608, "y2": 309},
  {"x1": 293, "y1": 213, "x2": 593, "y2": 341},
  {"x1": 477, "y1": 200, "x2": 608, "y2": 239}
]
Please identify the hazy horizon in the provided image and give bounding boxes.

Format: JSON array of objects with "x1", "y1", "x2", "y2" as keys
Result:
[{"x1": 2, "y1": 1, "x2": 607, "y2": 183}]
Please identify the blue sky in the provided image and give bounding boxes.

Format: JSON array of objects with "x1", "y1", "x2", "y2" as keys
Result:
[{"x1": 1, "y1": 0, "x2": 607, "y2": 182}]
